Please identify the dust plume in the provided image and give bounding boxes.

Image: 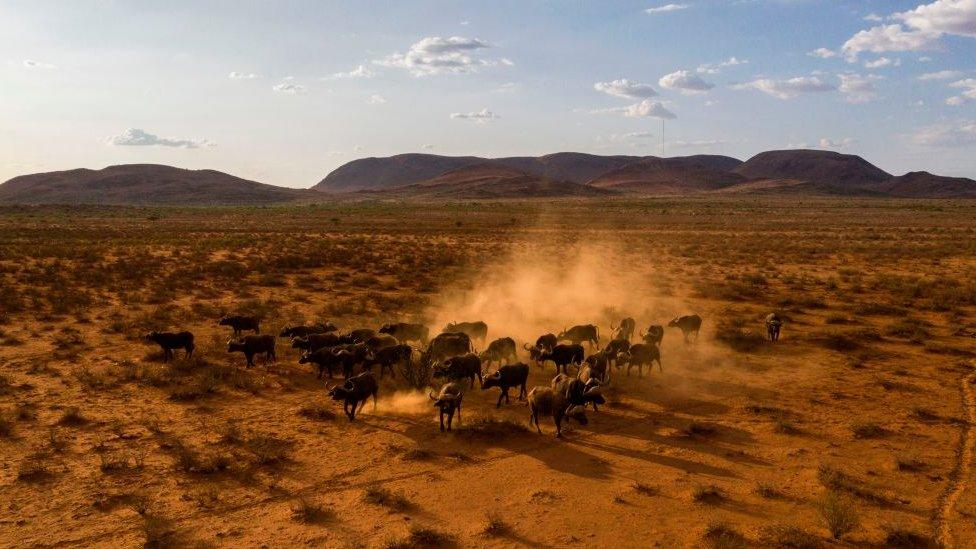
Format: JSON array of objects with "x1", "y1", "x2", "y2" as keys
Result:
[{"x1": 376, "y1": 390, "x2": 431, "y2": 415}]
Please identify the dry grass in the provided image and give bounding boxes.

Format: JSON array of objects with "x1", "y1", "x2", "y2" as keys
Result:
[
  {"x1": 817, "y1": 491, "x2": 860, "y2": 540},
  {"x1": 363, "y1": 486, "x2": 411, "y2": 511}
]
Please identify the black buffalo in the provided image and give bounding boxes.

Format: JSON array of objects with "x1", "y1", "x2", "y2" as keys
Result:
[
  {"x1": 228, "y1": 334, "x2": 276, "y2": 368},
  {"x1": 218, "y1": 315, "x2": 260, "y2": 336},
  {"x1": 434, "y1": 353, "x2": 483, "y2": 388},
  {"x1": 327, "y1": 372, "x2": 378, "y2": 421},
  {"x1": 479, "y1": 337, "x2": 518, "y2": 368},
  {"x1": 557, "y1": 324, "x2": 600, "y2": 349},
  {"x1": 280, "y1": 323, "x2": 337, "y2": 339},
  {"x1": 145, "y1": 331, "x2": 194, "y2": 361},
  {"x1": 422, "y1": 332, "x2": 473, "y2": 364},
  {"x1": 430, "y1": 382, "x2": 464, "y2": 431},
  {"x1": 619, "y1": 343, "x2": 661, "y2": 376},
  {"x1": 481, "y1": 362, "x2": 529, "y2": 407},
  {"x1": 379, "y1": 322, "x2": 429, "y2": 345},
  {"x1": 668, "y1": 315, "x2": 702, "y2": 343},
  {"x1": 443, "y1": 321, "x2": 488, "y2": 348},
  {"x1": 535, "y1": 343, "x2": 585, "y2": 375},
  {"x1": 610, "y1": 317, "x2": 636, "y2": 342},
  {"x1": 363, "y1": 343, "x2": 412, "y2": 378},
  {"x1": 641, "y1": 325, "x2": 664, "y2": 347},
  {"x1": 766, "y1": 313, "x2": 782, "y2": 342}
]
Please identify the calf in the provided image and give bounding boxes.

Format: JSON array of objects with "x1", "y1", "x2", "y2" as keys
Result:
[
  {"x1": 280, "y1": 323, "x2": 337, "y2": 338},
  {"x1": 218, "y1": 315, "x2": 260, "y2": 336},
  {"x1": 443, "y1": 321, "x2": 488, "y2": 348},
  {"x1": 479, "y1": 337, "x2": 518, "y2": 368},
  {"x1": 619, "y1": 343, "x2": 661, "y2": 377},
  {"x1": 536, "y1": 343, "x2": 585, "y2": 375},
  {"x1": 228, "y1": 334, "x2": 276, "y2": 368},
  {"x1": 379, "y1": 322, "x2": 429, "y2": 345},
  {"x1": 766, "y1": 313, "x2": 782, "y2": 342},
  {"x1": 667, "y1": 315, "x2": 702, "y2": 344},
  {"x1": 557, "y1": 324, "x2": 600, "y2": 350},
  {"x1": 433, "y1": 353, "x2": 483, "y2": 388},
  {"x1": 327, "y1": 372, "x2": 378, "y2": 421},
  {"x1": 145, "y1": 331, "x2": 194, "y2": 361},
  {"x1": 481, "y1": 362, "x2": 529, "y2": 407},
  {"x1": 429, "y1": 382, "x2": 464, "y2": 431},
  {"x1": 290, "y1": 332, "x2": 341, "y2": 352},
  {"x1": 362, "y1": 344, "x2": 412, "y2": 378}
]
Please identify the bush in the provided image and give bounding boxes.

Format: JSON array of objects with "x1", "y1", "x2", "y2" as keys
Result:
[
  {"x1": 714, "y1": 318, "x2": 766, "y2": 352},
  {"x1": 817, "y1": 491, "x2": 859, "y2": 540}
]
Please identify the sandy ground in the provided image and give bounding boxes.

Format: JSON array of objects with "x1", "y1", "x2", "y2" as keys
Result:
[{"x1": 0, "y1": 198, "x2": 974, "y2": 548}]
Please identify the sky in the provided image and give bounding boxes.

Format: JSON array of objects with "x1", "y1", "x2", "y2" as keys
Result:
[{"x1": 1, "y1": 0, "x2": 975, "y2": 187}]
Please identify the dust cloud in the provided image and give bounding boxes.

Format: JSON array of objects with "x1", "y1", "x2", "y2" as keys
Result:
[{"x1": 376, "y1": 389, "x2": 432, "y2": 415}]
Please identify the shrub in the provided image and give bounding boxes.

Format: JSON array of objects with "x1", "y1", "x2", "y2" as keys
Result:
[
  {"x1": 817, "y1": 491, "x2": 859, "y2": 540},
  {"x1": 363, "y1": 486, "x2": 411, "y2": 510},
  {"x1": 291, "y1": 498, "x2": 333, "y2": 524},
  {"x1": 714, "y1": 318, "x2": 765, "y2": 352},
  {"x1": 702, "y1": 522, "x2": 748, "y2": 549}
]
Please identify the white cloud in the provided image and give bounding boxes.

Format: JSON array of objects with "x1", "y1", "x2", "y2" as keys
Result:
[
  {"x1": 864, "y1": 13, "x2": 885, "y2": 22},
  {"x1": 913, "y1": 121, "x2": 976, "y2": 146},
  {"x1": 864, "y1": 56, "x2": 901, "y2": 68},
  {"x1": 228, "y1": 71, "x2": 259, "y2": 79},
  {"x1": 450, "y1": 108, "x2": 499, "y2": 123},
  {"x1": 645, "y1": 3, "x2": 688, "y2": 14},
  {"x1": 109, "y1": 128, "x2": 214, "y2": 149},
  {"x1": 273, "y1": 82, "x2": 306, "y2": 94},
  {"x1": 594, "y1": 78, "x2": 658, "y2": 99},
  {"x1": 624, "y1": 131, "x2": 656, "y2": 139},
  {"x1": 421, "y1": 144, "x2": 435, "y2": 149},
  {"x1": 819, "y1": 137, "x2": 856, "y2": 149},
  {"x1": 895, "y1": 0, "x2": 976, "y2": 38},
  {"x1": 947, "y1": 78, "x2": 976, "y2": 104},
  {"x1": 841, "y1": 24, "x2": 940, "y2": 61},
  {"x1": 368, "y1": 94, "x2": 387, "y2": 104},
  {"x1": 671, "y1": 139, "x2": 728, "y2": 148},
  {"x1": 696, "y1": 56, "x2": 747, "y2": 74},
  {"x1": 23, "y1": 59, "x2": 57, "y2": 69},
  {"x1": 735, "y1": 76, "x2": 836, "y2": 100},
  {"x1": 839, "y1": 73, "x2": 883, "y2": 103},
  {"x1": 808, "y1": 48, "x2": 838, "y2": 59},
  {"x1": 659, "y1": 70, "x2": 714, "y2": 93},
  {"x1": 918, "y1": 69, "x2": 963, "y2": 80},
  {"x1": 375, "y1": 36, "x2": 505, "y2": 76},
  {"x1": 590, "y1": 99, "x2": 676, "y2": 119},
  {"x1": 327, "y1": 65, "x2": 375, "y2": 79}
]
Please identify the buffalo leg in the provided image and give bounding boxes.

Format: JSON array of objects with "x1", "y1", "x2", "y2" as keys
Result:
[
  {"x1": 496, "y1": 390, "x2": 504, "y2": 408},
  {"x1": 439, "y1": 410, "x2": 445, "y2": 431}
]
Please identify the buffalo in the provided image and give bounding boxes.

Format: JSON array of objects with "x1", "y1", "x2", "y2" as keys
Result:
[
  {"x1": 280, "y1": 323, "x2": 337, "y2": 339},
  {"x1": 581, "y1": 353, "x2": 610, "y2": 384},
  {"x1": 422, "y1": 332, "x2": 473, "y2": 365},
  {"x1": 557, "y1": 324, "x2": 600, "y2": 350},
  {"x1": 433, "y1": 353, "x2": 483, "y2": 388},
  {"x1": 534, "y1": 333, "x2": 558, "y2": 352},
  {"x1": 527, "y1": 374, "x2": 603, "y2": 437},
  {"x1": 145, "y1": 331, "x2": 194, "y2": 361},
  {"x1": 535, "y1": 343, "x2": 585, "y2": 375},
  {"x1": 481, "y1": 362, "x2": 529, "y2": 407},
  {"x1": 429, "y1": 382, "x2": 464, "y2": 431},
  {"x1": 766, "y1": 313, "x2": 782, "y2": 342},
  {"x1": 291, "y1": 332, "x2": 341, "y2": 352},
  {"x1": 618, "y1": 343, "x2": 661, "y2": 376},
  {"x1": 327, "y1": 372, "x2": 378, "y2": 421},
  {"x1": 668, "y1": 315, "x2": 702, "y2": 343},
  {"x1": 641, "y1": 325, "x2": 664, "y2": 347},
  {"x1": 603, "y1": 338, "x2": 631, "y2": 369},
  {"x1": 479, "y1": 337, "x2": 518, "y2": 368},
  {"x1": 379, "y1": 322, "x2": 429, "y2": 345},
  {"x1": 364, "y1": 333, "x2": 398, "y2": 352},
  {"x1": 362, "y1": 343, "x2": 412, "y2": 378},
  {"x1": 228, "y1": 334, "x2": 276, "y2": 368},
  {"x1": 610, "y1": 317, "x2": 636, "y2": 342},
  {"x1": 338, "y1": 328, "x2": 376, "y2": 345},
  {"x1": 443, "y1": 321, "x2": 488, "y2": 348},
  {"x1": 218, "y1": 315, "x2": 260, "y2": 336},
  {"x1": 299, "y1": 347, "x2": 346, "y2": 379}
]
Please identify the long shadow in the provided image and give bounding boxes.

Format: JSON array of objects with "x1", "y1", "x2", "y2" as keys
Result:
[{"x1": 569, "y1": 437, "x2": 740, "y2": 478}]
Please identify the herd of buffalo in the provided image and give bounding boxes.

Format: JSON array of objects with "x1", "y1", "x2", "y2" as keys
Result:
[{"x1": 143, "y1": 312, "x2": 782, "y2": 437}]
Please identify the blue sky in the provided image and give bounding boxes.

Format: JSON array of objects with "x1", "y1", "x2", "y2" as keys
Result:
[{"x1": 2, "y1": 0, "x2": 974, "y2": 186}]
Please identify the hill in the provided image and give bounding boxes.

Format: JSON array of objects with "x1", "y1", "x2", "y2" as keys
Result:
[
  {"x1": 313, "y1": 154, "x2": 483, "y2": 192},
  {"x1": 588, "y1": 155, "x2": 745, "y2": 194},
  {"x1": 878, "y1": 171, "x2": 976, "y2": 198},
  {"x1": 0, "y1": 164, "x2": 312, "y2": 206},
  {"x1": 0, "y1": 164, "x2": 314, "y2": 206},
  {"x1": 367, "y1": 163, "x2": 614, "y2": 199},
  {"x1": 734, "y1": 150, "x2": 892, "y2": 192}
]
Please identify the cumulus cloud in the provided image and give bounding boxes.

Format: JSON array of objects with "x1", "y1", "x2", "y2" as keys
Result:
[
  {"x1": 819, "y1": 137, "x2": 856, "y2": 149},
  {"x1": 839, "y1": 73, "x2": 883, "y2": 103},
  {"x1": 594, "y1": 79, "x2": 658, "y2": 99},
  {"x1": 590, "y1": 99, "x2": 676, "y2": 119},
  {"x1": 895, "y1": 0, "x2": 976, "y2": 38},
  {"x1": 864, "y1": 13, "x2": 885, "y2": 22},
  {"x1": 696, "y1": 57, "x2": 747, "y2": 74},
  {"x1": 228, "y1": 71, "x2": 259, "y2": 79},
  {"x1": 375, "y1": 36, "x2": 507, "y2": 76},
  {"x1": 734, "y1": 76, "x2": 836, "y2": 100},
  {"x1": 946, "y1": 78, "x2": 976, "y2": 104},
  {"x1": 645, "y1": 3, "x2": 688, "y2": 13},
  {"x1": 659, "y1": 70, "x2": 714, "y2": 93},
  {"x1": 913, "y1": 121, "x2": 976, "y2": 146},
  {"x1": 273, "y1": 82, "x2": 306, "y2": 94},
  {"x1": 326, "y1": 65, "x2": 375, "y2": 79},
  {"x1": 808, "y1": 48, "x2": 838, "y2": 58},
  {"x1": 841, "y1": 24, "x2": 940, "y2": 60},
  {"x1": 450, "y1": 108, "x2": 499, "y2": 123},
  {"x1": 864, "y1": 56, "x2": 901, "y2": 68},
  {"x1": 918, "y1": 69, "x2": 962, "y2": 79},
  {"x1": 109, "y1": 128, "x2": 214, "y2": 149},
  {"x1": 23, "y1": 59, "x2": 57, "y2": 69}
]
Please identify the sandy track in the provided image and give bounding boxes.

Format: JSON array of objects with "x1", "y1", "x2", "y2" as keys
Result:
[{"x1": 936, "y1": 364, "x2": 976, "y2": 548}]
